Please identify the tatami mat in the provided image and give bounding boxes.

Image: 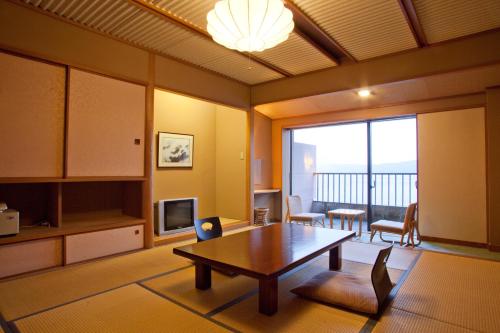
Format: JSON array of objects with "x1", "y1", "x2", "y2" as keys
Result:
[
  {"x1": 391, "y1": 251, "x2": 500, "y2": 333},
  {"x1": 332, "y1": 241, "x2": 420, "y2": 271},
  {"x1": 14, "y1": 284, "x2": 228, "y2": 333},
  {"x1": 212, "y1": 257, "x2": 403, "y2": 333},
  {"x1": 143, "y1": 267, "x2": 258, "y2": 314},
  {"x1": 0, "y1": 242, "x2": 192, "y2": 321},
  {"x1": 373, "y1": 307, "x2": 476, "y2": 333}
]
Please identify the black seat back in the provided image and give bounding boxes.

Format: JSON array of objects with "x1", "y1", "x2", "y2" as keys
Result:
[
  {"x1": 194, "y1": 216, "x2": 222, "y2": 242},
  {"x1": 371, "y1": 245, "x2": 394, "y2": 309}
]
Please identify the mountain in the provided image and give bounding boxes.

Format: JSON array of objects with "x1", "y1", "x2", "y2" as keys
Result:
[{"x1": 317, "y1": 160, "x2": 416, "y2": 173}]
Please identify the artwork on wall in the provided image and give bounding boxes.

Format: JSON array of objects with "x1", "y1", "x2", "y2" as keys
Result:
[{"x1": 158, "y1": 132, "x2": 194, "y2": 168}]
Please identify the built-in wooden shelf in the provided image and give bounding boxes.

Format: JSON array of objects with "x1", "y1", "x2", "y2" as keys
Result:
[
  {"x1": 0, "y1": 177, "x2": 147, "y2": 184},
  {"x1": 254, "y1": 189, "x2": 280, "y2": 194},
  {"x1": 0, "y1": 210, "x2": 145, "y2": 245}
]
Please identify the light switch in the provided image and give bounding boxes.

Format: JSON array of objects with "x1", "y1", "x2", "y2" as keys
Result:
[{"x1": 240, "y1": 152, "x2": 245, "y2": 160}]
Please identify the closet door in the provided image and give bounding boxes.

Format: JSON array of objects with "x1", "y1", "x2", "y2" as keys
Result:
[
  {"x1": 67, "y1": 69, "x2": 145, "y2": 177},
  {"x1": 0, "y1": 52, "x2": 65, "y2": 177}
]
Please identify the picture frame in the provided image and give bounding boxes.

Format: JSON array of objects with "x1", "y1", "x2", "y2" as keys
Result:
[{"x1": 157, "y1": 132, "x2": 194, "y2": 168}]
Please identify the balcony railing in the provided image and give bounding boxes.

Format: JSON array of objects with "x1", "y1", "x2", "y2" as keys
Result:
[{"x1": 314, "y1": 172, "x2": 417, "y2": 207}]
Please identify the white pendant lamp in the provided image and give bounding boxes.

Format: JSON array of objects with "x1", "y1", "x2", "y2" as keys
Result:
[{"x1": 207, "y1": 0, "x2": 294, "y2": 52}]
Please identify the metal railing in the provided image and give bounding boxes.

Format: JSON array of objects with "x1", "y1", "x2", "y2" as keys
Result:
[{"x1": 314, "y1": 172, "x2": 417, "y2": 207}]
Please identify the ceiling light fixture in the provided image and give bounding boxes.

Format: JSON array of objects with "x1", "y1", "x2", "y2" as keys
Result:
[
  {"x1": 207, "y1": 0, "x2": 294, "y2": 53},
  {"x1": 357, "y1": 89, "x2": 372, "y2": 97}
]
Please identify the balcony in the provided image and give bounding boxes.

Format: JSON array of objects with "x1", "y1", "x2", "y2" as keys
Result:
[{"x1": 311, "y1": 172, "x2": 418, "y2": 223}]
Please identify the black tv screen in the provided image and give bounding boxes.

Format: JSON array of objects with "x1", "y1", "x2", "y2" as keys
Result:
[{"x1": 164, "y1": 199, "x2": 194, "y2": 231}]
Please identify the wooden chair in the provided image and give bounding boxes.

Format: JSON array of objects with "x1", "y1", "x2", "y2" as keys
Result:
[
  {"x1": 193, "y1": 217, "x2": 237, "y2": 277},
  {"x1": 291, "y1": 245, "x2": 394, "y2": 314},
  {"x1": 285, "y1": 195, "x2": 325, "y2": 227},
  {"x1": 370, "y1": 203, "x2": 420, "y2": 247}
]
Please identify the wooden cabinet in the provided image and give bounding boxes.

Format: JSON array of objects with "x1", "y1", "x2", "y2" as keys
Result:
[
  {"x1": 0, "y1": 52, "x2": 65, "y2": 178},
  {"x1": 67, "y1": 69, "x2": 146, "y2": 177},
  {"x1": 0, "y1": 238, "x2": 63, "y2": 278},
  {"x1": 65, "y1": 225, "x2": 144, "y2": 264}
]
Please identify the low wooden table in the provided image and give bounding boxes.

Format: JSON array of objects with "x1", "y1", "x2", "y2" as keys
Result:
[
  {"x1": 173, "y1": 224, "x2": 355, "y2": 315},
  {"x1": 328, "y1": 209, "x2": 365, "y2": 237}
]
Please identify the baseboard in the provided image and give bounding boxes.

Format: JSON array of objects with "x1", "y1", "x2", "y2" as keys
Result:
[
  {"x1": 488, "y1": 244, "x2": 500, "y2": 252},
  {"x1": 420, "y1": 235, "x2": 487, "y2": 248}
]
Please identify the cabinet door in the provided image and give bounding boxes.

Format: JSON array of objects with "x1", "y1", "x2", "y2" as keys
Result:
[
  {"x1": 0, "y1": 52, "x2": 65, "y2": 177},
  {"x1": 67, "y1": 69, "x2": 145, "y2": 177}
]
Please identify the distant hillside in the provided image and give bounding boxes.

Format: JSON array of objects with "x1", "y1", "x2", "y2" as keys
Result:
[{"x1": 317, "y1": 160, "x2": 416, "y2": 173}]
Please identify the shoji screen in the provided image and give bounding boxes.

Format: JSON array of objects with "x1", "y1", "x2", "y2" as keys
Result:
[{"x1": 418, "y1": 108, "x2": 487, "y2": 243}]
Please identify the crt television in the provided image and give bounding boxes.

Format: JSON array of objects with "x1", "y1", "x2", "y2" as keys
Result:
[{"x1": 154, "y1": 198, "x2": 198, "y2": 235}]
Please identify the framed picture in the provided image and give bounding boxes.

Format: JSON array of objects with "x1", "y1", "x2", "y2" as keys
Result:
[{"x1": 157, "y1": 132, "x2": 194, "y2": 168}]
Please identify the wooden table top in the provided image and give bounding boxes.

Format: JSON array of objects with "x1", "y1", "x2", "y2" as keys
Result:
[
  {"x1": 328, "y1": 209, "x2": 365, "y2": 216},
  {"x1": 173, "y1": 224, "x2": 355, "y2": 279}
]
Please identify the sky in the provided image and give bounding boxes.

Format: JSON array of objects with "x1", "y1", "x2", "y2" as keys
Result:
[{"x1": 293, "y1": 118, "x2": 417, "y2": 171}]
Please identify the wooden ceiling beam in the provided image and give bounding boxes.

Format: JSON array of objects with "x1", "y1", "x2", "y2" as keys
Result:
[
  {"x1": 283, "y1": 0, "x2": 356, "y2": 64},
  {"x1": 129, "y1": 0, "x2": 293, "y2": 77},
  {"x1": 398, "y1": 0, "x2": 428, "y2": 47}
]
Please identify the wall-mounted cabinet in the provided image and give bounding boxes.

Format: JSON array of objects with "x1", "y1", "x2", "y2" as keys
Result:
[
  {"x1": 66, "y1": 69, "x2": 145, "y2": 177},
  {"x1": 0, "y1": 52, "x2": 65, "y2": 178}
]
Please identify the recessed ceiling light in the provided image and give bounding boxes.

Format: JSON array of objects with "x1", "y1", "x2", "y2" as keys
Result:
[{"x1": 357, "y1": 89, "x2": 372, "y2": 97}]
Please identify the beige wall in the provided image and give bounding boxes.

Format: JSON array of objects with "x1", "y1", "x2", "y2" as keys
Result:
[
  {"x1": 254, "y1": 111, "x2": 273, "y2": 190},
  {"x1": 418, "y1": 108, "x2": 487, "y2": 243},
  {"x1": 154, "y1": 90, "x2": 217, "y2": 217},
  {"x1": 486, "y1": 88, "x2": 500, "y2": 249},
  {"x1": 215, "y1": 106, "x2": 247, "y2": 220},
  {"x1": 154, "y1": 89, "x2": 247, "y2": 220}
]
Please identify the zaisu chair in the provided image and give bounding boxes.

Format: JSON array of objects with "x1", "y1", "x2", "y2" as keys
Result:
[
  {"x1": 370, "y1": 202, "x2": 420, "y2": 247},
  {"x1": 285, "y1": 195, "x2": 325, "y2": 227},
  {"x1": 291, "y1": 245, "x2": 394, "y2": 314},
  {"x1": 194, "y1": 216, "x2": 237, "y2": 277}
]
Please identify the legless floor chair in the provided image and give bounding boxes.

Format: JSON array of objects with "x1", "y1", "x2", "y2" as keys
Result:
[
  {"x1": 285, "y1": 195, "x2": 325, "y2": 227},
  {"x1": 291, "y1": 245, "x2": 394, "y2": 314},
  {"x1": 194, "y1": 217, "x2": 237, "y2": 277}
]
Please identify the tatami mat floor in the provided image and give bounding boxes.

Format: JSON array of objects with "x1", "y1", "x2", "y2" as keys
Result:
[{"x1": 1, "y1": 225, "x2": 499, "y2": 332}]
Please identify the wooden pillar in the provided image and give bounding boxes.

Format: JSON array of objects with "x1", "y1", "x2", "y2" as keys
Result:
[
  {"x1": 247, "y1": 109, "x2": 255, "y2": 225},
  {"x1": 143, "y1": 53, "x2": 155, "y2": 248},
  {"x1": 486, "y1": 87, "x2": 500, "y2": 251}
]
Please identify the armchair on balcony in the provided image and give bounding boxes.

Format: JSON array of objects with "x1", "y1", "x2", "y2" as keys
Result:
[
  {"x1": 285, "y1": 195, "x2": 325, "y2": 227},
  {"x1": 370, "y1": 202, "x2": 420, "y2": 247}
]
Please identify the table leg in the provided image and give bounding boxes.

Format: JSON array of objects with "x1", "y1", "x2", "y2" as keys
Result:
[
  {"x1": 329, "y1": 214, "x2": 333, "y2": 229},
  {"x1": 358, "y1": 215, "x2": 363, "y2": 237},
  {"x1": 195, "y1": 262, "x2": 211, "y2": 290},
  {"x1": 348, "y1": 216, "x2": 353, "y2": 231},
  {"x1": 340, "y1": 215, "x2": 344, "y2": 230},
  {"x1": 329, "y1": 245, "x2": 342, "y2": 270},
  {"x1": 259, "y1": 277, "x2": 278, "y2": 315}
]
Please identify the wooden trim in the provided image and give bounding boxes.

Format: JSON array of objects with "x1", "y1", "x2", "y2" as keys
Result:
[
  {"x1": 283, "y1": 0, "x2": 355, "y2": 63},
  {"x1": 398, "y1": 0, "x2": 428, "y2": 47},
  {"x1": 420, "y1": 235, "x2": 487, "y2": 248},
  {"x1": 0, "y1": 177, "x2": 147, "y2": 184},
  {"x1": 488, "y1": 244, "x2": 500, "y2": 252},
  {"x1": 129, "y1": 0, "x2": 292, "y2": 78},
  {"x1": 273, "y1": 92, "x2": 485, "y2": 123},
  {"x1": 143, "y1": 52, "x2": 155, "y2": 248},
  {"x1": 248, "y1": 109, "x2": 255, "y2": 224}
]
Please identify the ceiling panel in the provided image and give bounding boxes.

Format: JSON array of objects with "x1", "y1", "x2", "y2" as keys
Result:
[
  {"x1": 413, "y1": 0, "x2": 500, "y2": 43},
  {"x1": 293, "y1": 0, "x2": 418, "y2": 60},
  {"x1": 257, "y1": 32, "x2": 336, "y2": 75},
  {"x1": 23, "y1": 0, "x2": 283, "y2": 84}
]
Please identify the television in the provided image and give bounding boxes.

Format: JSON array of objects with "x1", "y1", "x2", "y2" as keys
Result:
[{"x1": 154, "y1": 198, "x2": 198, "y2": 235}]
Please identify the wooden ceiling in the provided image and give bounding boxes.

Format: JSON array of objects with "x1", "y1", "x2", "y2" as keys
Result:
[
  {"x1": 17, "y1": 0, "x2": 500, "y2": 85},
  {"x1": 255, "y1": 63, "x2": 500, "y2": 119}
]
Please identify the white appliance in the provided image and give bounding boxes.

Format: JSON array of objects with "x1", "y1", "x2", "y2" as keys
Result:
[{"x1": 0, "y1": 202, "x2": 19, "y2": 236}]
